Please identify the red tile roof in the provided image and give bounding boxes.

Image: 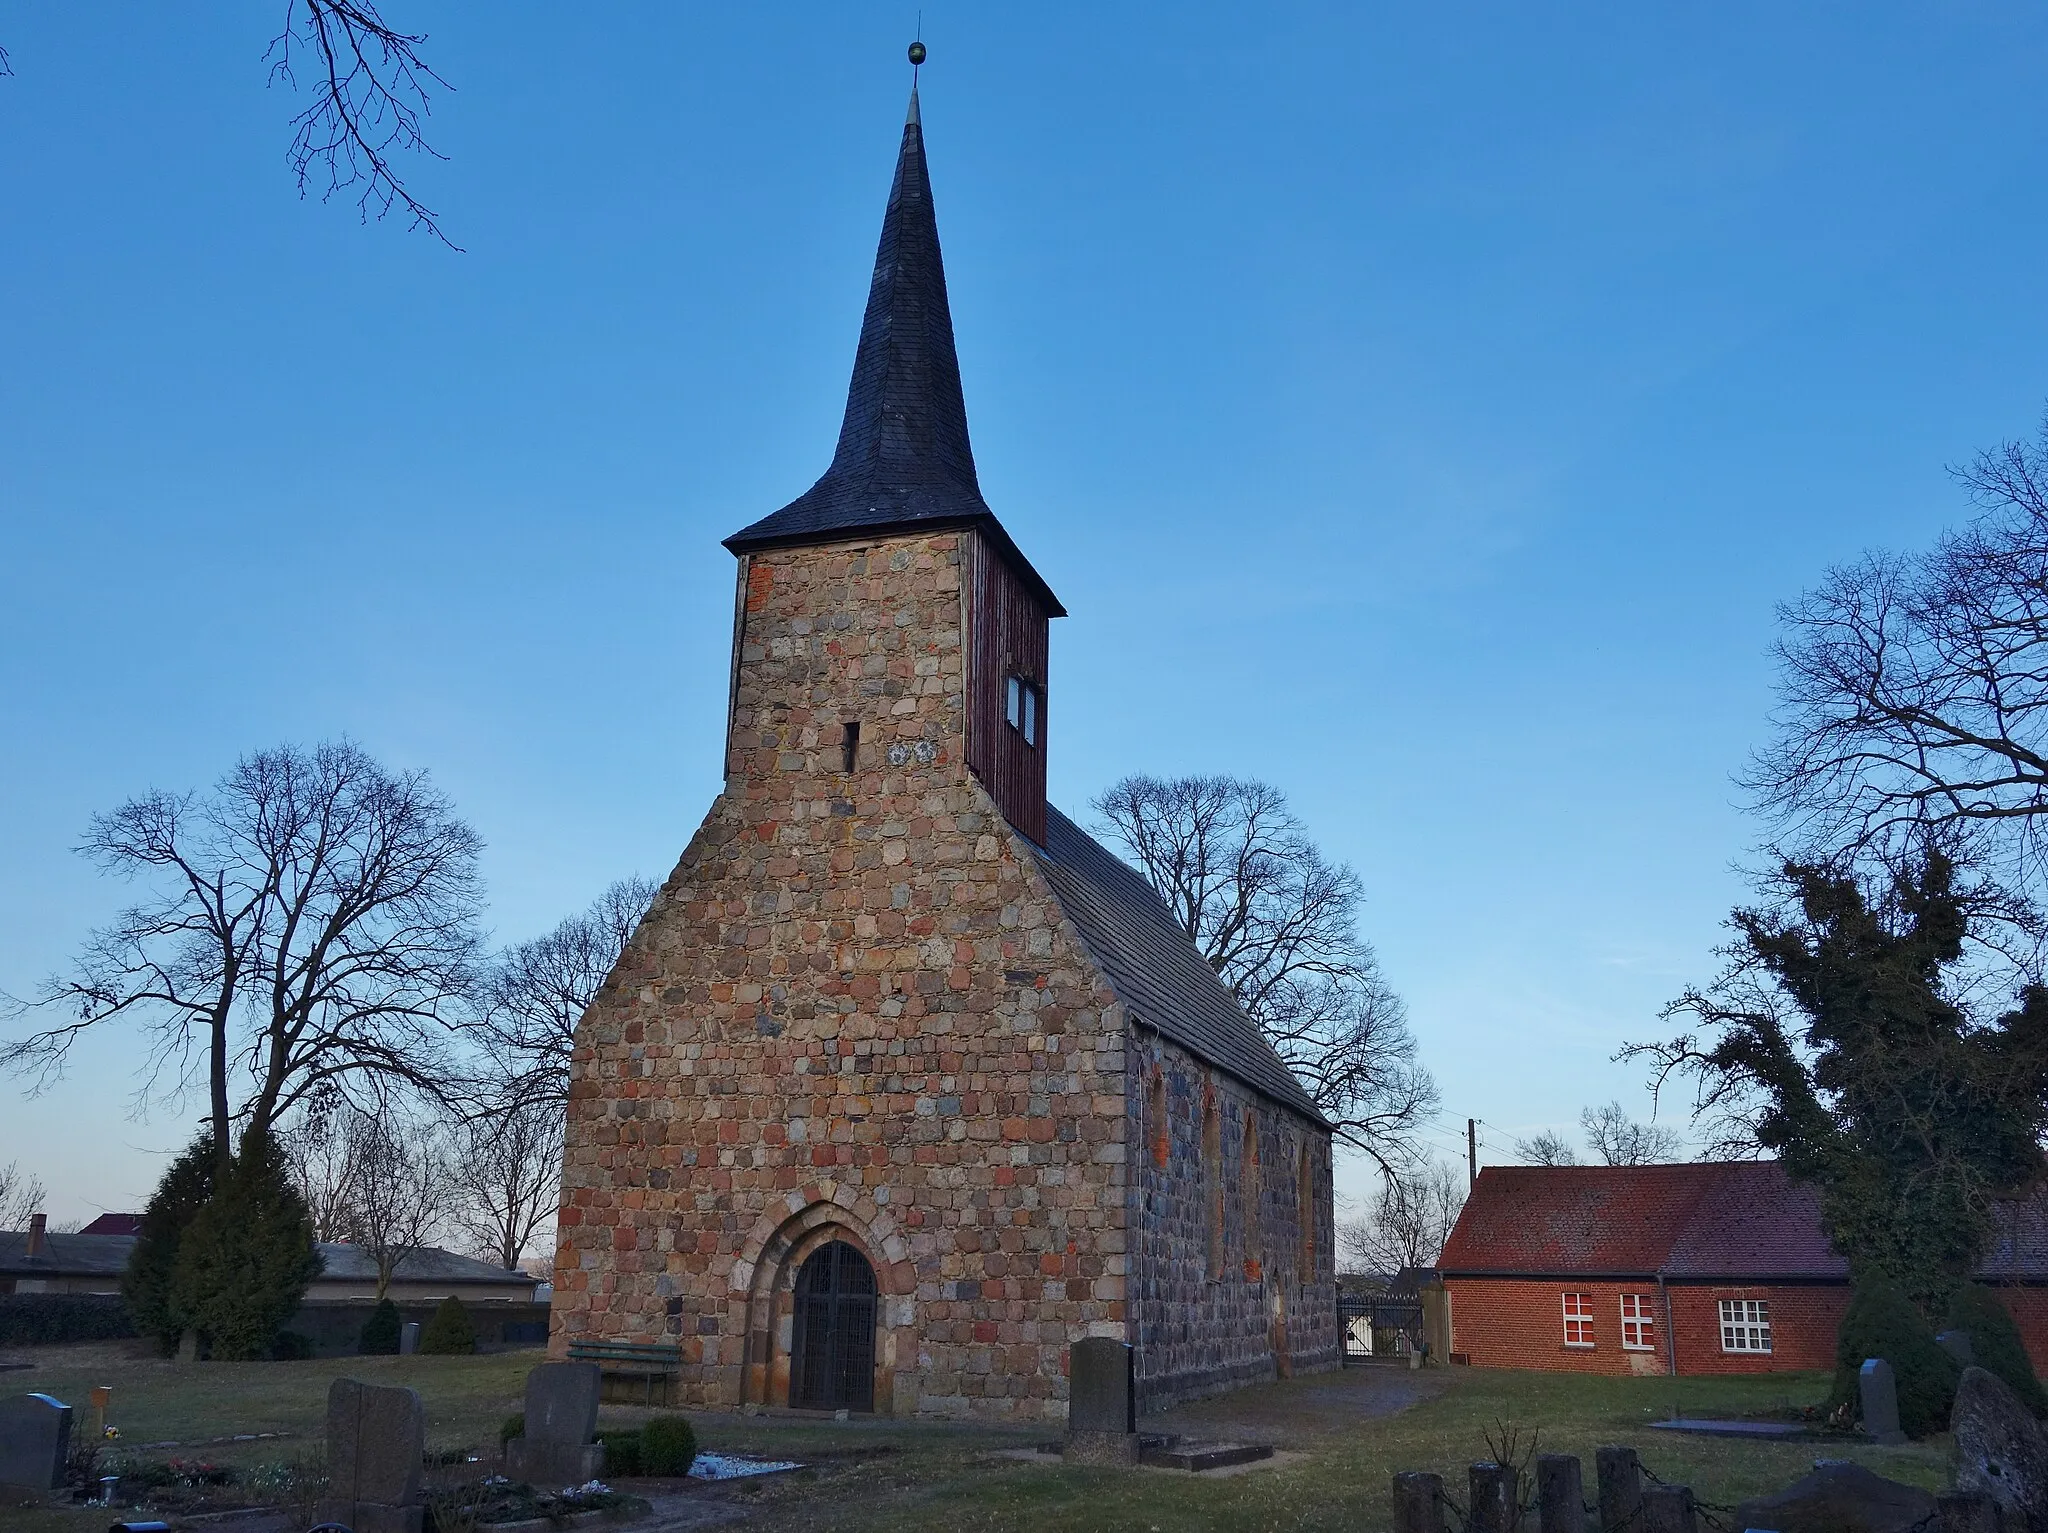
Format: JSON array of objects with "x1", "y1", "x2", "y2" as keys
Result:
[
  {"x1": 1439, "y1": 1162, "x2": 1848, "y2": 1280},
  {"x1": 78, "y1": 1213, "x2": 143, "y2": 1236}
]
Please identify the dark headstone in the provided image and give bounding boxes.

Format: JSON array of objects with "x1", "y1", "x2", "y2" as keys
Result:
[
  {"x1": 1733, "y1": 1459, "x2": 1937, "y2": 1533},
  {"x1": 1067, "y1": 1339, "x2": 1135, "y2": 1434},
  {"x1": 1064, "y1": 1339, "x2": 1139, "y2": 1465},
  {"x1": 1860, "y1": 1358, "x2": 1906, "y2": 1446},
  {"x1": 1392, "y1": 1471, "x2": 1448, "y2": 1533},
  {"x1": 1953, "y1": 1365, "x2": 2048, "y2": 1533},
  {"x1": 1936, "y1": 1490, "x2": 2001, "y2": 1533},
  {"x1": 316, "y1": 1378, "x2": 425, "y2": 1533},
  {"x1": 506, "y1": 1362, "x2": 605, "y2": 1487},
  {"x1": 1597, "y1": 1446, "x2": 1644, "y2": 1533},
  {"x1": 1536, "y1": 1453, "x2": 1584, "y2": 1533},
  {"x1": 1938, "y1": 1330, "x2": 1977, "y2": 1368},
  {"x1": 1468, "y1": 1461, "x2": 1516, "y2": 1533},
  {"x1": 1642, "y1": 1484, "x2": 1697, "y2": 1533},
  {"x1": 0, "y1": 1393, "x2": 73, "y2": 1495}
]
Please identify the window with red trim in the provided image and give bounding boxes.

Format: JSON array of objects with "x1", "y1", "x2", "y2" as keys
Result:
[{"x1": 1562, "y1": 1292, "x2": 1595, "y2": 1347}]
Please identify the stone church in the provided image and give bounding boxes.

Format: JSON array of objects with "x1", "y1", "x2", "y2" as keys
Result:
[{"x1": 552, "y1": 83, "x2": 1338, "y2": 1419}]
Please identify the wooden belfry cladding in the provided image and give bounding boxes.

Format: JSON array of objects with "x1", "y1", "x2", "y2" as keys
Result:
[{"x1": 963, "y1": 528, "x2": 1050, "y2": 845}]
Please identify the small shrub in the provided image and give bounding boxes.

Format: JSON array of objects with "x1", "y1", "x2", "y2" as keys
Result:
[
  {"x1": 1946, "y1": 1286, "x2": 2048, "y2": 1416},
  {"x1": 498, "y1": 1413, "x2": 524, "y2": 1445},
  {"x1": 359, "y1": 1298, "x2": 402, "y2": 1355},
  {"x1": 272, "y1": 1329, "x2": 315, "y2": 1361},
  {"x1": 639, "y1": 1416, "x2": 697, "y2": 1476},
  {"x1": 1834, "y1": 1275, "x2": 1962, "y2": 1438},
  {"x1": 595, "y1": 1428, "x2": 642, "y2": 1477},
  {"x1": 420, "y1": 1295, "x2": 476, "y2": 1355}
]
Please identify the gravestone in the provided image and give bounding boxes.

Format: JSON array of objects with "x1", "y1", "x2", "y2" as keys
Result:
[
  {"x1": 399, "y1": 1323, "x2": 421, "y2": 1356},
  {"x1": 0, "y1": 1393, "x2": 73, "y2": 1495},
  {"x1": 1064, "y1": 1338, "x2": 1140, "y2": 1466},
  {"x1": 1391, "y1": 1471, "x2": 1449, "y2": 1533},
  {"x1": 1536, "y1": 1453, "x2": 1585, "y2": 1533},
  {"x1": 1936, "y1": 1490, "x2": 2002, "y2": 1533},
  {"x1": 1860, "y1": 1358, "x2": 1907, "y2": 1445},
  {"x1": 505, "y1": 1362, "x2": 605, "y2": 1486},
  {"x1": 1953, "y1": 1365, "x2": 2048, "y2": 1532},
  {"x1": 1597, "y1": 1445, "x2": 1644, "y2": 1533},
  {"x1": 1938, "y1": 1330, "x2": 1977, "y2": 1368},
  {"x1": 1467, "y1": 1461, "x2": 1516, "y2": 1533},
  {"x1": 315, "y1": 1378, "x2": 425, "y2": 1533},
  {"x1": 1733, "y1": 1459, "x2": 1936, "y2": 1533}
]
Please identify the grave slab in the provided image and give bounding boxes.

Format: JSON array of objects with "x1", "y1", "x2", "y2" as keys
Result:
[{"x1": 0, "y1": 1392, "x2": 73, "y2": 1495}]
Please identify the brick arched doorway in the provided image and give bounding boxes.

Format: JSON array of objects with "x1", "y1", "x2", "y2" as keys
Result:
[{"x1": 791, "y1": 1240, "x2": 878, "y2": 1411}]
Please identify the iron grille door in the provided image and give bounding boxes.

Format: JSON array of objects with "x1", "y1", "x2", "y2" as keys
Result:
[{"x1": 792, "y1": 1240, "x2": 877, "y2": 1412}]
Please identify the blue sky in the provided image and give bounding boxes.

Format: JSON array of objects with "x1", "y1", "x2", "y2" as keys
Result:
[{"x1": 5, "y1": 3, "x2": 2048, "y2": 1223}]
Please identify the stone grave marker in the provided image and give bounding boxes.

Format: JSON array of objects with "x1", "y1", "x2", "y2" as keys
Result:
[
  {"x1": 1860, "y1": 1357, "x2": 1907, "y2": 1445},
  {"x1": 399, "y1": 1322, "x2": 421, "y2": 1356},
  {"x1": 1734, "y1": 1459, "x2": 1935, "y2": 1533},
  {"x1": 315, "y1": 1378, "x2": 425, "y2": 1533},
  {"x1": 0, "y1": 1393, "x2": 73, "y2": 1495},
  {"x1": 1938, "y1": 1329, "x2": 1977, "y2": 1367},
  {"x1": 1953, "y1": 1364, "x2": 2048, "y2": 1532},
  {"x1": 1064, "y1": 1338, "x2": 1139, "y2": 1465},
  {"x1": 506, "y1": 1362, "x2": 604, "y2": 1486}
]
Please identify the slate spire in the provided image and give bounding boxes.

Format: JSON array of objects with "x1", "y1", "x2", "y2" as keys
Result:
[{"x1": 725, "y1": 90, "x2": 993, "y2": 545}]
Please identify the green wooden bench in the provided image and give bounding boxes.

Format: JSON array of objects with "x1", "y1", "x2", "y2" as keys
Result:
[{"x1": 566, "y1": 1339, "x2": 685, "y2": 1406}]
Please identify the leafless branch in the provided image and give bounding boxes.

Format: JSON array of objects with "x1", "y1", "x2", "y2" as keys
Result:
[{"x1": 264, "y1": 0, "x2": 459, "y2": 248}]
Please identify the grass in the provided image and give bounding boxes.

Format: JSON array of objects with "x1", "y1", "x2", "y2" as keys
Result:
[{"x1": 0, "y1": 1348, "x2": 1957, "y2": 1533}]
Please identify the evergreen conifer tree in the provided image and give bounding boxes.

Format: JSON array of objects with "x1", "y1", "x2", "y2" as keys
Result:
[
  {"x1": 1834, "y1": 1275, "x2": 1963, "y2": 1437},
  {"x1": 1946, "y1": 1285, "x2": 2048, "y2": 1416},
  {"x1": 172, "y1": 1130, "x2": 320, "y2": 1360},
  {"x1": 420, "y1": 1294, "x2": 476, "y2": 1354},
  {"x1": 359, "y1": 1297, "x2": 402, "y2": 1355},
  {"x1": 121, "y1": 1132, "x2": 217, "y2": 1354}
]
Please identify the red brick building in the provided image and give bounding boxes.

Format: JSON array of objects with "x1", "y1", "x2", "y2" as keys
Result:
[{"x1": 1439, "y1": 1162, "x2": 2048, "y2": 1377}]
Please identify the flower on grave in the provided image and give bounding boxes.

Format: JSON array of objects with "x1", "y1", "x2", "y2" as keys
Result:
[{"x1": 103, "y1": 1427, "x2": 120, "y2": 1440}]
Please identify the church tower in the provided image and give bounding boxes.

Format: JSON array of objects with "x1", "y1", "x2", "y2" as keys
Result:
[{"x1": 553, "y1": 74, "x2": 1337, "y2": 1421}]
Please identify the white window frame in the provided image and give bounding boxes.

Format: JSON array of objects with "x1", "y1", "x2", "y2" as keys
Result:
[
  {"x1": 1718, "y1": 1298, "x2": 1773, "y2": 1354},
  {"x1": 1005, "y1": 674, "x2": 1040, "y2": 746},
  {"x1": 1620, "y1": 1293, "x2": 1656, "y2": 1352},
  {"x1": 1562, "y1": 1291, "x2": 1595, "y2": 1348}
]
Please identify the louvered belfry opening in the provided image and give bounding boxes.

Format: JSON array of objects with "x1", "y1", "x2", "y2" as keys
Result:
[{"x1": 791, "y1": 1240, "x2": 878, "y2": 1412}]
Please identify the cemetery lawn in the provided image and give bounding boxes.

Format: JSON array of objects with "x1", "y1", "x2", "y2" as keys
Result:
[{"x1": 0, "y1": 1349, "x2": 1957, "y2": 1533}]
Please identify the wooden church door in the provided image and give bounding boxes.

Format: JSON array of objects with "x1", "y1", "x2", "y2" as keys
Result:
[{"x1": 791, "y1": 1240, "x2": 877, "y2": 1411}]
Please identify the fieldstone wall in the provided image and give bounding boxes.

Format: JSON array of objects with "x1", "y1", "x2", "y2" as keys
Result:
[
  {"x1": 552, "y1": 531, "x2": 1130, "y2": 1421},
  {"x1": 1129, "y1": 1030, "x2": 1339, "y2": 1410}
]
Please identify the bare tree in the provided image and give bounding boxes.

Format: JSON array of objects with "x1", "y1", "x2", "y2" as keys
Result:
[
  {"x1": 1339, "y1": 1160, "x2": 1464, "y2": 1275},
  {"x1": 446, "y1": 1093, "x2": 562, "y2": 1271},
  {"x1": 330, "y1": 1104, "x2": 449, "y2": 1299},
  {"x1": 1580, "y1": 1101, "x2": 1682, "y2": 1165},
  {"x1": 2, "y1": 741, "x2": 484, "y2": 1176},
  {"x1": 1512, "y1": 1129, "x2": 1580, "y2": 1166},
  {"x1": 475, "y1": 878, "x2": 659, "y2": 1110},
  {"x1": 1095, "y1": 775, "x2": 1436, "y2": 1171},
  {"x1": 282, "y1": 1100, "x2": 365, "y2": 1242},
  {"x1": 1749, "y1": 412, "x2": 2048, "y2": 930},
  {"x1": 0, "y1": 1161, "x2": 46, "y2": 1230}
]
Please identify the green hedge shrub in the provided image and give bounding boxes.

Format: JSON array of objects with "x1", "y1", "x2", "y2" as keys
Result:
[
  {"x1": 640, "y1": 1416, "x2": 697, "y2": 1476},
  {"x1": 123, "y1": 1132, "x2": 217, "y2": 1354},
  {"x1": 359, "y1": 1298, "x2": 402, "y2": 1355},
  {"x1": 499, "y1": 1413, "x2": 524, "y2": 1445},
  {"x1": 420, "y1": 1294, "x2": 476, "y2": 1355},
  {"x1": 1834, "y1": 1275, "x2": 1962, "y2": 1438},
  {"x1": 0, "y1": 1294, "x2": 135, "y2": 1347},
  {"x1": 594, "y1": 1428, "x2": 641, "y2": 1477},
  {"x1": 1946, "y1": 1286, "x2": 2048, "y2": 1416}
]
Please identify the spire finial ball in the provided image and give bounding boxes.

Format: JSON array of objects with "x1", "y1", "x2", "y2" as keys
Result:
[{"x1": 908, "y1": 40, "x2": 926, "y2": 66}]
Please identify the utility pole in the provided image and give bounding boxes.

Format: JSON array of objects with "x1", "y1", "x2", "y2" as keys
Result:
[{"x1": 1468, "y1": 1118, "x2": 1478, "y2": 1191}]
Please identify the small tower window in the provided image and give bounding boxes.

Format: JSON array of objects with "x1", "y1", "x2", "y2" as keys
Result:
[
  {"x1": 841, "y1": 721, "x2": 860, "y2": 773},
  {"x1": 1005, "y1": 675, "x2": 1040, "y2": 746}
]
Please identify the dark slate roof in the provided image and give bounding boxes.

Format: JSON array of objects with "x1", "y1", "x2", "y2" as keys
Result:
[
  {"x1": 0, "y1": 1231, "x2": 135, "y2": 1278},
  {"x1": 725, "y1": 88, "x2": 1064, "y2": 617},
  {"x1": 0, "y1": 1232, "x2": 530, "y2": 1287},
  {"x1": 1032, "y1": 804, "x2": 1328, "y2": 1125}
]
